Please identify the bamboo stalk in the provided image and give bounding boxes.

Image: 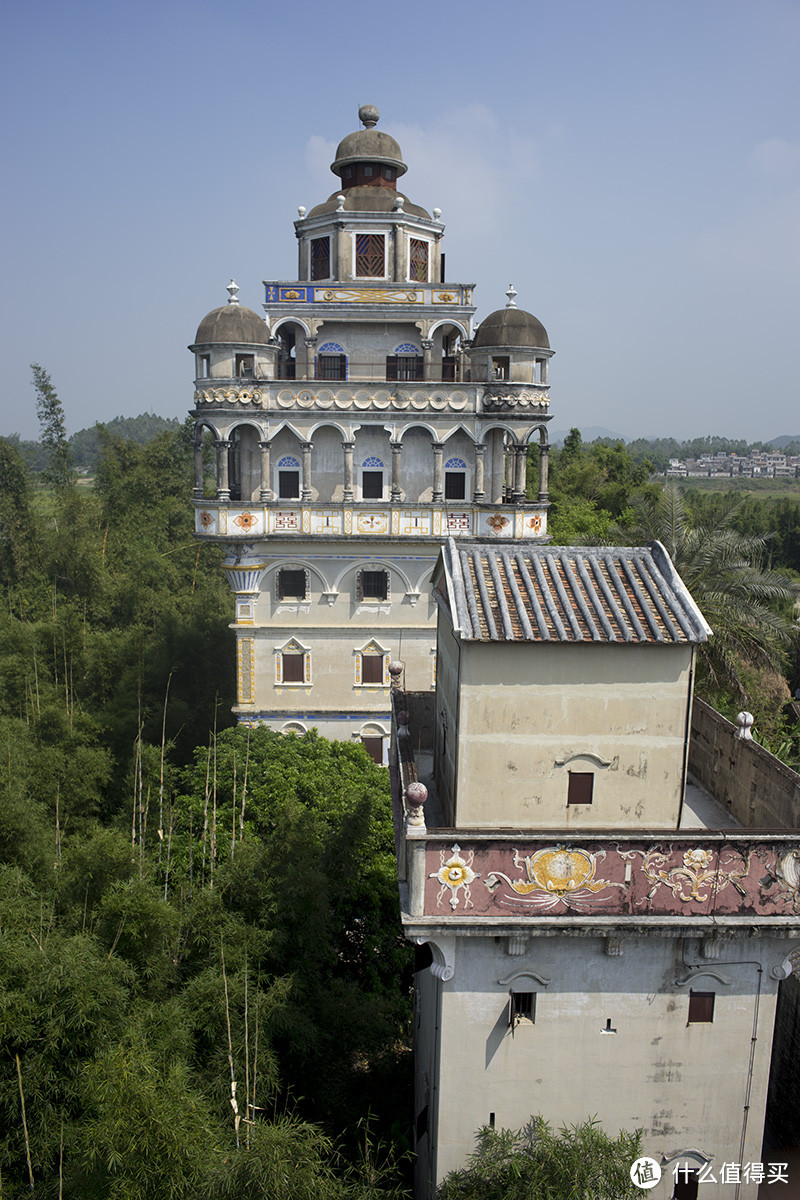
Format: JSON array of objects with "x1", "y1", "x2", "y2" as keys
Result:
[
  {"x1": 231, "y1": 742, "x2": 237, "y2": 858},
  {"x1": 220, "y1": 938, "x2": 240, "y2": 1148},
  {"x1": 209, "y1": 710, "x2": 217, "y2": 889},
  {"x1": 157, "y1": 672, "x2": 173, "y2": 873},
  {"x1": 244, "y1": 953, "x2": 250, "y2": 1149},
  {"x1": 15, "y1": 1053, "x2": 34, "y2": 1193},
  {"x1": 201, "y1": 736, "x2": 211, "y2": 884},
  {"x1": 239, "y1": 728, "x2": 250, "y2": 842}
]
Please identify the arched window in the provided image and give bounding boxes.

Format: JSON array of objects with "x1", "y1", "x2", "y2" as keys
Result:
[
  {"x1": 444, "y1": 456, "x2": 467, "y2": 500},
  {"x1": 277, "y1": 455, "x2": 300, "y2": 500},
  {"x1": 387, "y1": 342, "x2": 423, "y2": 382},
  {"x1": 361, "y1": 457, "x2": 385, "y2": 500},
  {"x1": 316, "y1": 342, "x2": 347, "y2": 381}
]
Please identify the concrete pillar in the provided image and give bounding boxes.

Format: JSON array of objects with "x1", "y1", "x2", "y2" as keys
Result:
[
  {"x1": 473, "y1": 443, "x2": 485, "y2": 501},
  {"x1": 302, "y1": 337, "x2": 317, "y2": 382},
  {"x1": 421, "y1": 338, "x2": 434, "y2": 382},
  {"x1": 513, "y1": 445, "x2": 527, "y2": 502},
  {"x1": 193, "y1": 436, "x2": 204, "y2": 497},
  {"x1": 538, "y1": 442, "x2": 549, "y2": 501},
  {"x1": 342, "y1": 441, "x2": 354, "y2": 502},
  {"x1": 490, "y1": 430, "x2": 505, "y2": 504},
  {"x1": 390, "y1": 440, "x2": 403, "y2": 501},
  {"x1": 301, "y1": 441, "x2": 313, "y2": 502},
  {"x1": 432, "y1": 443, "x2": 444, "y2": 503},
  {"x1": 216, "y1": 439, "x2": 231, "y2": 500},
  {"x1": 259, "y1": 439, "x2": 272, "y2": 501}
]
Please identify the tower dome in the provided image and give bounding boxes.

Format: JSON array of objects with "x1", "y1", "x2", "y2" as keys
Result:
[
  {"x1": 330, "y1": 105, "x2": 407, "y2": 183},
  {"x1": 193, "y1": 280, "x2": 270, "y2": 346}
]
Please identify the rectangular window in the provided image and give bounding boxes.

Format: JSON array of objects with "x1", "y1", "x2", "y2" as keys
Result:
[
  {"x1": 567, "y1": 772, "x2": 594, "y2": 805},
  {"x1": 362, "y1": 654, "x2": 384, "y2": 684},
  {"x1": 316, "y1": 354, "x2": 346, "y2": 381},
  {"x1": 200, "y1": 354, "x2": 211, "y2": 378},
  {"x1": 355, "y1": 233, "x2": 385, "y2": 277},
  {"x1": 277, "y1": 569, "x2": 307, "y2": 601},
  {"x1": 282, "y1": 653, "x2": 304, "y2": 683},
  {"x1": 278, "y1": 471, "x2": 300, "y2": 499},
  {"x1": 359, "y1": 570, "x2": 389, "y2": 601},
  {"x1": 672, "y1": 1170, "x2": 699, "y2": 1200},
  {"x1": 445, "y1": 472, "x2": 466, "y2": 500},
  {"x1": 385, "y1": 355, "x2": 423, "y2": 381},
  {"x1": 409, "y1": 238, "x2": 429, "y2": 282},
  {"x1": 510, "y1": 992, "x2": 535, "y2": 1025},
  {"x1": 235, "y1": 354, "x2": 254, "y2": 377},
  {"x1": 688, "y1": 991, "x2": 715, "y2": 1024},
  {"x1": 362, "y1": 471, "x2": 383, "y2": 499},
  {"x1": 362, "y1": 735, "x2": 383, "y2": 764},
  {"x1": 310, "y1": 237, "x2": 330, "y2": 281}
]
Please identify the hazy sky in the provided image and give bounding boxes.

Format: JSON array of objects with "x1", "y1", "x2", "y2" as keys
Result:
[{"x1": 3, "y1": 0, "x2": 799, "y2": 442}]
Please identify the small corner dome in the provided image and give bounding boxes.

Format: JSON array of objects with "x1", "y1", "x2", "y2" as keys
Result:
[
  {"x1": 193, "y1": 304, "x2": 270, "y2": 347},
  {"x1": 473, "y1": 307, "x2": 550, "y2": 350}
]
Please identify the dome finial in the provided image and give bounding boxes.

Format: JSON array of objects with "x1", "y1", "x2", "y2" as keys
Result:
[
  {"x1": 227, "y1": 279, "x2": 240, "y2": 305},
  {"x1": 359, "y1": 103, "x2": 380, "y2": 128},
  {"x1": 505, "y1": 283, "x2": 518, "y2": 309}
]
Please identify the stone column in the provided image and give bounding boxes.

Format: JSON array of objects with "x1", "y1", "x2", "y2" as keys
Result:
[
  {"x1": 432, "y1": 443, "x2": 444, "y2": 502},
  {"x1": 538, "y1": 442, "x2": 550, "y2": 501},
  {"x1": 259, "y1": 439, "x2": 272, "y2": 501},
  {"x1": 193, "y1": 436, "x2": 204, "y2": 497},
  {"x1": 342, "y1": 441, "x2": 354, "y2": 502},
  {"x1": 301, "y1": 441, "x2": 313, "y2": 502},
  {"x1": 473, "y1": 443, "x2": 485, "y2": 501},
  {"x1": 216, "y1": 439, "x2": 231, "y2": 500},
  {"x1": 513, "y1": 445, "x2": 527, "y2": 502},
  {"x1": 490, "y1": 429, "x2": 505, "y2": 504},
  {"x1": 302, "y1": 337, "x2": 317, "y2": 382},
  {"x1": 421, "y1": 338, "x2": 434, "y2": 382},
  {"x1": 390, "y1": 441, "x2": 403, "y2": 501}
]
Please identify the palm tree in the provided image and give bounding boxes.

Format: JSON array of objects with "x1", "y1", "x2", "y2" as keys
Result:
[{"x1": 620, "y1": 483, "x2": 799, "y2": 701}]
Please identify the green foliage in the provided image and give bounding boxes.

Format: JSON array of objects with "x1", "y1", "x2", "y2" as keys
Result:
[
  {"x1": 437, "y1": 1116, "x2": 642, "y2": 1199},
  {"x1": 31, "y1": 363, "x2": 75, "y2": 491},
  {"x1": 70, "y1": 413, "x2": 181, "y2": 472},
  {"x1": 547, "y1": 429, "x2": 655, "y2": 542}
]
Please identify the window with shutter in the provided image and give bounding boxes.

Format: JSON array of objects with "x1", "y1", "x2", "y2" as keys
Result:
[
  {"x1": 688, "y1": 991, "x2": 715, "y2": 1023},
  {"x1": 355, "y1": 233, "x2": 385, "y2": 277}
]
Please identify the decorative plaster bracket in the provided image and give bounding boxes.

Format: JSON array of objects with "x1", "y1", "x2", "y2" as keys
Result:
[
  {"x1": 497, "y1": 969, "x2": 551, "y2": 988},
  {"x1": 554, "y1": 751, "x2": 614, "y2": 769}
]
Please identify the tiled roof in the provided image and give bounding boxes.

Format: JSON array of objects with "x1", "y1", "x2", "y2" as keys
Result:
[{"x1": 440, "y1": 539, "x2": 711, "y2": 644}]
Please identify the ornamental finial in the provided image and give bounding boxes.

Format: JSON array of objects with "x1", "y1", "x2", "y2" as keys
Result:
[
  {"x1": 505, "y1": 284, "x2": 518, "y2": 308},
  {"x1": 226, "y1": 279, "x2": 240, "y2": 305},
  {"x1": 359, "y1": 104, "x2": 380, "y2": 128}
]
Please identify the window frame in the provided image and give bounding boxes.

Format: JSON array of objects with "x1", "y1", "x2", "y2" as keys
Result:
[
  {"x1": 309, "y1": 235, "x2": 331, "y2": 281},
  {"x1": 354, "y1": 232, "x2": 387, "y2": 278},
  {"x1": 276, "y1": 567, "x2": 309, "y2": 602},
  {"x1": 408, "y1": 236, "x2": 430, "y2": 283},
  {"x1": 688, "y1": 991, "x2": 715, "y2": 1024},
  {"x1": 275, "y1": 638, "x2": 311, "y2": 686},
  {"x1": 567, "y1": 772, "x2": 594, "y2": 806},
  {"x1": 357, "y1": 570, "x2": 390, "y2": 603}
]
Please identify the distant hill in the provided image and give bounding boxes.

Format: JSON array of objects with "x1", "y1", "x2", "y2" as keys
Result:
[
  {"x1": 69, "y1": 413, "x2": 182, "y2": 470},
  {"x1": 768, "y1": 435, "x2": 800, "y2": 450},
  {"x1": 549, "y1": 426, "x2": 627, "y2": 446}
]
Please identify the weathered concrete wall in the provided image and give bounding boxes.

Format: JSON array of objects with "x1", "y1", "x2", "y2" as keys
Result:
[
  {"x1": 689, "y1": 698, "x2": 800, "y2": 828},
  {"x1": 764, "y1": 966, "x2": 800, "y2": 1152}
]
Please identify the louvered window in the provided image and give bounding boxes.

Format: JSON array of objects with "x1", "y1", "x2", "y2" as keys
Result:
[
  {"x1": 310, "y1": 237, "x2": 330, "y2": 280},
  {"x1": 355, "y1": 233, "x2": 385, "y2": 277},
  {"x1": 358, "y1": 570, "x2": 389, "y2": 601},
  {"x1": 362, "y1": 654, "x2": 384, "y2": 684},
  {"x1": 409, "y1": 238, "x2": 429, "y2": 282},
  {"x1": 316, "y1": 354, "x2": 346, "y2": 381},
  {"x1": 277, "y1": 569, "x2": 308, "y2": 601}
]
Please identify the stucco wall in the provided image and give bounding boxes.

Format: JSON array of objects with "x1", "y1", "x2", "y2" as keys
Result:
[
  {"x1": 689, "y1": 698, "x2": 800, "y2": 828},
  {"x1": 430, "y1": 933, "x2": 781, "y2": 1200},
  {"x1": 452, "y1": 642, "x2": 694, "y2": 830}
]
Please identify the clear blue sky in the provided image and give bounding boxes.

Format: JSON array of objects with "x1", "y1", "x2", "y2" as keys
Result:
[{"x1": 3, "y1": 0, "x2": 798, "y2": 442}]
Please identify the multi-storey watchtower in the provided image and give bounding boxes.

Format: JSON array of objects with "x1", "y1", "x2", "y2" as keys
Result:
[{"x1": 190, "y1": 106, "x2": 553, "y2": 756}]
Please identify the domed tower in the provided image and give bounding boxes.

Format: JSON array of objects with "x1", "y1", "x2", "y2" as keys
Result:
[{"x1": 190, "y1": 106, "x2": 554, "y2": 754}]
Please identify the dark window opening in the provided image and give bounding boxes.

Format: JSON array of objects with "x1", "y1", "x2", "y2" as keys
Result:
[
  {"x1": 362, "y1": 471, "x2": 383, "y2": 499},
  {"x1": 383, "y1": 167, "x2": 395, "y2": 181},
  {"x1": 316, "y1": 353, "x2": 346, "y2": 381},
  {"x1": 445, "y1": 472, "x2": 466, "y2": 500},
  {"x1": 363, "y1": 165, "x2": 373, "y2": 178},
  {"x1": 355, "y1": 233, "x2": 385, "y2": 277},
  {"x1": 492, "y1": 356, "x2": 510, "y2": 380},
  {"x1": 386, "y1": 355, "x2": 423, "y2": 382},
  {"x1": 688, "y1": 991, "x2": 715, "y2": 1024},
  {"x1": 409, "y1": 238, "x2": 429, "y2": 283},
  {"x1": 510, "y1": 992, "x2": 535, "y2": 1026},
  {"x1": 360, "y1": 570, "x2": 389, "y2": 601},
  {"x1": 278, "y1": 569, "x2": 307, "y2": 601},
  {"x1": 343, "y1": 166, "x2": 353, "y2": 181},
  {"x1": 567, "y1": 772, "x2": 594, "y2": 805},
  {"x1": 672, "y1": 1168, "x2": 699, "y2": 1200},
  {"x1": 278, "y1": 471, "x2": 300, "y2": 500},
  {"x1": 415, "y1": 1104, "x2": 429, "y2": 1143},
  {"x1": 282, "y1": 653, "x2": 304, "y2": 683},
  {"x1": 200, "y1": 354, "x2": 210, "y2": 378},
  {"x1": 441, "y1": 355, "x2": 456, "y2": 382},
  {"x1": 310, "y1": 237, "x2": 330, "y2": 281},
  {"x1": 236, "y1": 354, "x2": 254, "y2": 377},
  {"x1": 362, "y1": 654, "x2": 384, "y2": 684},
  {"x1": 362, "y1": 735, "x2": 383, "y2": 764},
  {"x1": 414, "y1": 942, "x2": 433, "y2": 973}
]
